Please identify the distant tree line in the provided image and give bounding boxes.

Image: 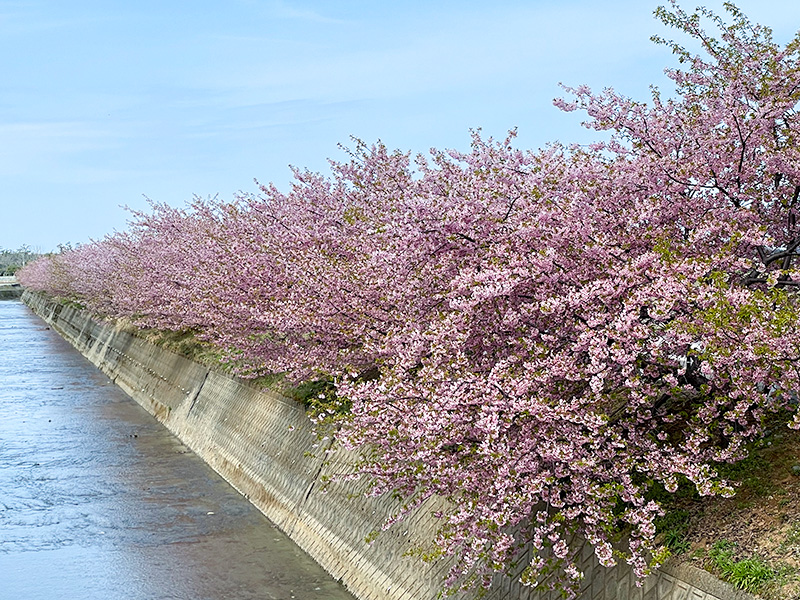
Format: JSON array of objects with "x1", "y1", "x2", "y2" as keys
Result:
[{"x1": 0, "y1": 245, "x2": 43, "y2": 276}]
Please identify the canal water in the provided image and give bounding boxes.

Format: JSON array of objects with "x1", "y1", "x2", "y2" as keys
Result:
[{"x1": 0, "y1": 300, "x2": 355, "y2": 600}]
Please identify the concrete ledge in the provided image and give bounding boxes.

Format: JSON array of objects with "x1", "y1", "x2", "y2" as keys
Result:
[{"x1": 660, "y1": 559, "x2": 758, "y2": 600}]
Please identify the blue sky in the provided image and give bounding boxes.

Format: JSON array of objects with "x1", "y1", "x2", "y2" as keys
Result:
[{"x1": 2, "y1": 0, "x2": 800, "y2": 252}]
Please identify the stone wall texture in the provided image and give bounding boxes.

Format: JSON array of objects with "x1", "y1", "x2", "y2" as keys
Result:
[{"x1": 22, "y1": 291, "x2": 758, "y2": 600}]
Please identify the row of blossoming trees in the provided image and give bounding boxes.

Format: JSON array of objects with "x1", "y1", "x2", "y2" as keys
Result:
[{"x1": 18, "y1": 3, "x2": 800, "y2": 597}]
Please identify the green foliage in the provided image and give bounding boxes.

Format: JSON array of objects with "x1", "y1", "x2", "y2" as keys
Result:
[
  {"x1": 656, "y1": 509, "x2": 691, "y2": 554},
  {"x1": 716, "y1": 453, "x2": 777, "y2": 500},
  {"x1": 57, "y1": 297, "x2": 87, "y2": 311},
  {"x1": 646, "y1": 474, "x2": 702, "y2": 505},
  {"x1": 709, "y1": 539, "x2": 735, "y2": 565},
  {"x1": 725, "y1": 559, "x2": 775, "y2": 594},
  {"x1": 137, "y1": 327, "x2": 226, "y2": 366},
  {"x1": 785, "y1": 523, "x2": 800, "y2": 547},
  {"x1": 290, "y1": 378, "x2": 351, "y2": 420},
  {"x1": 0, "y1": 245, "x2": 41, "y2": 274},
  {"x1": 713, "y1": 415, "x2": 796, "y2": 505},
  {"x1": 292, "y1": 377, "x2": 336, "y2": 407},
  {"x1": 291, "y1": 367, "x2": 381, "y2": 420},
  {"x1": 709, "y1": 540, "x2": 776, "y2": 594}
]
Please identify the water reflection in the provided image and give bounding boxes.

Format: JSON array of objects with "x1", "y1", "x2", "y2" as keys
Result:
[{"x1": 0, "y1": 300, "x2": 355, "y2": 600}]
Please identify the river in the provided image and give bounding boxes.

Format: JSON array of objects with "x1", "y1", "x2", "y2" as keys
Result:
[{"x1": 0, "y1": 299, "x2": 355, "y2": 600}]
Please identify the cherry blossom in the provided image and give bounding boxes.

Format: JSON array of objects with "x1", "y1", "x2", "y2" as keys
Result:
[{"x1": 18, "y1": 3, "x2": 800, "y2": 596}]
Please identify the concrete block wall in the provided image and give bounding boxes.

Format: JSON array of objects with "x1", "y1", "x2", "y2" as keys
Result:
[
  {"x1": 22, "y1": 291, "x2": 756, "y2": 600},
  {"x1": 0, "y1": 288, "x2": 22, "y2": 299}
]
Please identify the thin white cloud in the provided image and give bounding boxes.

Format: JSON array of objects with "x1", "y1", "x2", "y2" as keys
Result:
[
  {"x1": 0, "y1": 120, "x2": 113, "y2": 141},
  {"x1": 0, "y1": 121, "x2": 119, "y2": 176},
  {"x1": 0, "y1": 7, "x2": 118, "y2": 36},
  {"x1": 266, "y1": 0, "x2": 346, "y2": 24},
  {"x1": 3, "y1": 0, "x2": 799, "y2": 252},
  {"x1": 192, "y1": 2, "x2": 664, "y2": 108}
]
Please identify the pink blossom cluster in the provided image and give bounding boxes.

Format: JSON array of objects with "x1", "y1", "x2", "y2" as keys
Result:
[{"x1": 18, "y1": 3, "x2": 800, "y2": 596}]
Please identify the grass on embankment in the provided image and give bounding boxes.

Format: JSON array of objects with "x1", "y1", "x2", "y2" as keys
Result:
[{"x1": 655, "y1": 415, "x2": 800, "y2": 599}]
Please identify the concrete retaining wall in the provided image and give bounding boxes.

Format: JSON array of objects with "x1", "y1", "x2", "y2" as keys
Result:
[
  {"x1": 22, "y1": 291, "x2": 756, "y2": 600},
  {"x1": 0, "y1": 286, "x2": 22, "y2": 299}
]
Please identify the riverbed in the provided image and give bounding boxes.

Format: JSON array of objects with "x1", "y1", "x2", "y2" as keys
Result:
[{"x1": 0, "y1": 299, "x2": 355, "y2": 600}]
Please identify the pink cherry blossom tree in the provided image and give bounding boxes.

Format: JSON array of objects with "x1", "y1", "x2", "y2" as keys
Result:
[
  {"x1": 336, "y1": 3, "x2": 800, "y2": 593},
  {"x1": 17, "y1": 2, "x2": 800, "y2": 596}
]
